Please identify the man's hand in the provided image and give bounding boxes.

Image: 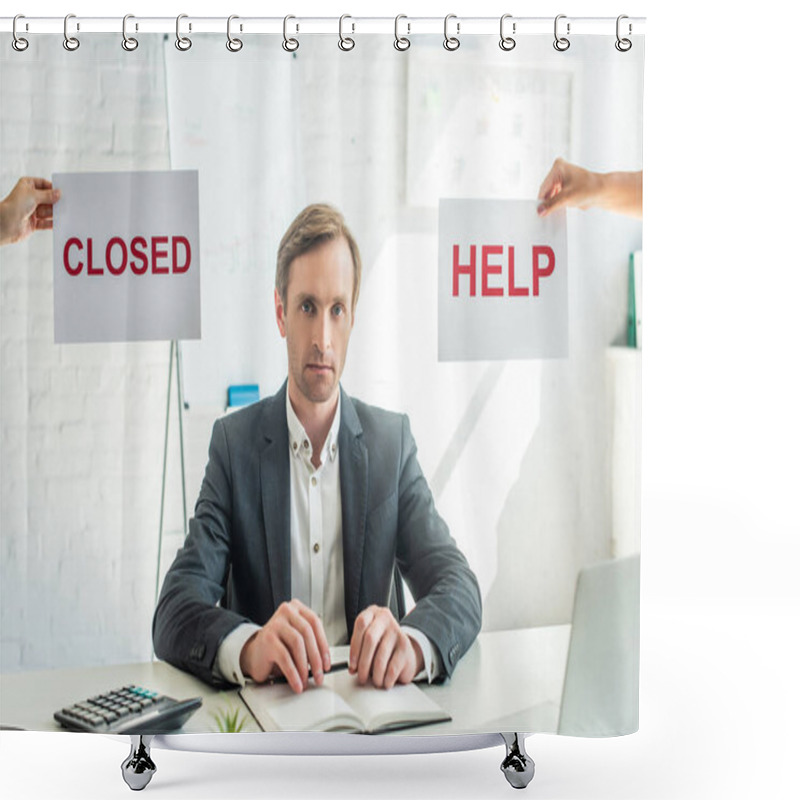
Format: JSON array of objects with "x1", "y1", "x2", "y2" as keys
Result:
[
  {"x1": 537, "y1": 158, "x2": 601, "y2": 217},
  {"x1": 240, "y1": 599, "x2": 331, "y2": 693},
  {"x1": 349, "y1": 605, "x2": 424, "y2": 690},
  {"x1": 0, "y1": 177, "x2": 61, "y2": 247},
  {"x1": 537, "y1": 158, "x2": 643, "y2": 219}
]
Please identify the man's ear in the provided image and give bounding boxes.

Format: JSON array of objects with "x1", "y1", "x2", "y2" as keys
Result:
[{"x1": 274, "y1": 288, "x2": 287, "y2": 338}]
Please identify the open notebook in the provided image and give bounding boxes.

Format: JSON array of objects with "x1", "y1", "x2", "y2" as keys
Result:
[{"x1": 240, "y1": 669, "x2": 450, "y2": 735}]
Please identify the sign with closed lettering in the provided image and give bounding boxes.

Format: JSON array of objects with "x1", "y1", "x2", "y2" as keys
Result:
[
  {"x1": 53, "y1": 171, "x2": 200, "y2": 343},
  {"x1": 438, "y1": 199, "x2": 567, "y2": 361}
]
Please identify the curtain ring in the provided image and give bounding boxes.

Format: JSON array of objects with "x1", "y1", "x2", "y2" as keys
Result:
[
  {"x1": 175, "y1": 14, "x2": 192, "y2": 51},
  {"x1": 282, "y1": 15, "x2": 299, "y2": 52},
  {"x1": 63, "y1": 13, "x2": 80, "y2": 51},
  {"x1": 443, "y1": 14, "x2": 460, "y2": 51},
  {"x1": 499, "y1": 14, "x2": 516, "y2": 51},
  {"x1": 226, "y1": 15, "x2": 243, "y2": 52},
  {"x1": 553, "y1": 14, "x2": 570, "y2": 52},
  {"x1": 338, "y1": 14, "x2": 355, "y2": 51},
  {"x1": 122, "y1": 14, "x2": 139, "y2": 51},
  {"x1": 615, "y1": 15, "x2": 632, "y2": 52},
  {"x1": 394, "y1": 14, "x2": 410, "y2": 51},
  {"x1": 12, "y1": 15, "x2": 29, "y2": 52}
]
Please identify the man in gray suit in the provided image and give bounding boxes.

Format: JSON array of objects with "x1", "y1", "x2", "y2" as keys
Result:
[{"x1": 153, "y1": 204, "x2": 481, "y2": 693}]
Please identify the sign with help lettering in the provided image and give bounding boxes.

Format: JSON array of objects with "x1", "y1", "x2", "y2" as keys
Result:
[
  {"x1": 53, "y1": 171, "x2": 200, "y2": 343},
  {"x1": 438, "y1": 199, "x2": 567, "y2": 361}
]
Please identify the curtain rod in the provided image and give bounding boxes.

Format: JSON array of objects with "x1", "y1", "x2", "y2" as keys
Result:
[{"x1": 1, "y1": 16, "x2": 646, "y2": 37}]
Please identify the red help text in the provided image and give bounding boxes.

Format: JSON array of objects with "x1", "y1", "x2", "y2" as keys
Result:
[
  {"x1": 452, "y1": 244, "x2": 555, "y2": 298},
  {"x1": 63, "y1": 236, "x2": 192, "y2": 276}
]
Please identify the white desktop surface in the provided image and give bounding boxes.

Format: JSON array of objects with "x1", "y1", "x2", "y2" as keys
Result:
[{"x1": 0, "y1": 626, "x2": 571, "y2": 737}]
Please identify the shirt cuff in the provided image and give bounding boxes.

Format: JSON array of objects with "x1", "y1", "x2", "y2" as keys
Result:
[
  {"x1": 213, "y1": 623, "x2": 261, "y2": 686},
  {"x1": 402, "y1": 626, "x2": 442, "y2": 683}
]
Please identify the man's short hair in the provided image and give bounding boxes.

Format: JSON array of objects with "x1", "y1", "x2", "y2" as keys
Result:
[{"x1": 276, "y1": 203, "x2": 362, "y2": 309}]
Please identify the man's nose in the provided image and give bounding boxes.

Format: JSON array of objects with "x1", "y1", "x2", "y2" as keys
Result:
[{"x1": 312, "y1": 312, "x2": 331, "y2": 352}]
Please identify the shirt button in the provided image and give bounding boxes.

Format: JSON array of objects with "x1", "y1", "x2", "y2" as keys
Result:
[
  {"x1": 311, "y1": 477, "x2": 317, "y2": 487},
  {"x1": 303, "y1": 440, "x2": 309, "y2": 449},
  {"x1": 313, "y1": 543, "x2": 320, "y2": 554},
  {"x1": 292, "y1": 441, "x2": 297, "y2": 451}
]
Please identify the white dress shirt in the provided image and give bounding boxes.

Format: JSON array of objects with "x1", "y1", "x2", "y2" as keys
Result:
[{"x1": 215, "y1": 392, "x2": 440, "y2": 686}]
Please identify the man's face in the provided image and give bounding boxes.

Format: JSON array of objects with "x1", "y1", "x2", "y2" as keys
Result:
[{"x1": 275, "y1": 236, "x2": 356, "y2": 408}]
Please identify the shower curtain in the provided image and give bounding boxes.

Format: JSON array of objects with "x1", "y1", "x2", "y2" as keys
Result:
[{"x1": 0, "y1": 19, "x2": 643, "y2": 740}]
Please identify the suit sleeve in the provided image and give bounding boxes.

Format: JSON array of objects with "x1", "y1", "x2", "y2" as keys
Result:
[
  {"x1": 152, "y1": 418, "x2": 252, "y2": 686},
  {"x1": 394, "y1": 415, "x2": 482, "y2": 678}
]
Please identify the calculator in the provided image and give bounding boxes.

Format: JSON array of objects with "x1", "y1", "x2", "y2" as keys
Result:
[{"x1": 54, "y1": 685, "x2": 202, "y2": 734}]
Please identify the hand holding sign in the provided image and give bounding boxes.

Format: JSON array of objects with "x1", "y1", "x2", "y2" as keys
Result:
[
  {"x1": 537, "y1": 158, "x2": 642, "y2": 220},
  {"x1": 0, "y1": 177, "x2": 61, "y2": 247}
]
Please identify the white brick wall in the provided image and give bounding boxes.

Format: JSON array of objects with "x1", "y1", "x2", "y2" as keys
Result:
[{"x1": 1, "y1": 36, "x2": 186, "y2": 672}]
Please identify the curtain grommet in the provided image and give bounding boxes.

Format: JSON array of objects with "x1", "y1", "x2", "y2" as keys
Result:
[
  {"x1": 175, "y1": 14, "x2": 192, "y2": 51},
  {"x1": 63, "y1": 13, "x2": 80, "y2": 52},
  {"x1": 553, "y1": 14, "x2": 570, "y2": 52},
  {"x1": 394, "y1": 15, "x2": 410, "y2": 51},
  {"x1": 12, "y1": 14, "x2": 29, "y2": 52},
  {"x1": 499, "y1": 14, "x2": 516, "y2": 51},
  {"x1": 338, "y1": 14, "x2": 355, "y2": 51},
  {"x1": 444, "y1": 14, "x2": 460, "y2": 51},
  {"x1": 282, "y1": 15, "x2": 299, "y2": 52},
  {"x1": 226, "y1": 15, "x2": 243, "y2": 52},
  {"x1": 615, "y1": 15, "x2": 632, "y2": 52},
  {"x1": 122, "y1": 14, "x2": 139, "y2": 52}
]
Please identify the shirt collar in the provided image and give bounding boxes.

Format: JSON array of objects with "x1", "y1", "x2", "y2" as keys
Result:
[{"x1": 286, "y1": 391, "x2": 340, "y2": 465}]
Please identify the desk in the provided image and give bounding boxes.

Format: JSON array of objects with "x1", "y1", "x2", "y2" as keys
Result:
[{"x1": 0, "y1": 626, "x2": 570, "y2": 736}]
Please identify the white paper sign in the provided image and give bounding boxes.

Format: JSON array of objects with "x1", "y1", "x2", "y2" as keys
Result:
[
  {"x1": 438, "y1": 199, "x2": 568, "y2": 361},
  {"x1": 53, "y1": 171, "x2": 200, "y2": 343}
]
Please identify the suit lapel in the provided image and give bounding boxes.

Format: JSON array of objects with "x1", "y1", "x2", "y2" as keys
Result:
[
  {"x1": 338, "y1": 389, "x2": 368, "y2": 639},
  {"x1": 260, "y1": 384, "x2": 291, "y2": 612}
]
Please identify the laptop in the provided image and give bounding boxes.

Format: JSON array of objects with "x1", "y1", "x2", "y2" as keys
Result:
[{"x1": 557, "y1": 554, "x2": 640, "y2": 736}]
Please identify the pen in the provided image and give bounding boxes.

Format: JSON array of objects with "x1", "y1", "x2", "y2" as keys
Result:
[{"x1": 264, "y1": 660, "x2": 349, "y2": 686}]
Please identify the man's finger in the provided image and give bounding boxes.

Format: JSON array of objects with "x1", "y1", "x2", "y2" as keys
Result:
[
  {"x1": 349, "y1": 606, "x2": 375, "y2": 673},
  {"x1": 34, "y1": 188, "x2": 60, "y2": 207},
  {"x1": 537, "y1": 187, "x2": 573, "y2": 217},
  {"x1": 294, "y1": 602, "x2": 331, "y2": 674},
  {"x1": 370, "y1": 628, "x2": 397, "y2": 688},
  {"x1": 537, "y1": 159, "x2": 566, "y2": 201},
  {"x1": 278, "y1": 623, "x2": 309, "y2": 691},
  {"x1": 272, "y1": 639, "x2": 304, "y2": 694},
  {"x1": 289, "y1": 609, "x2": 325, "y2": 685},
  {"x1": 383, "y1": 644, "x2": 410, "y2": 690},
  {"x1": 356, "y1": 613, "x2": 389, "y2": 685}
]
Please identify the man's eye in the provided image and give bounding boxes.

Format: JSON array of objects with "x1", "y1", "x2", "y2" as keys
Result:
[
  {"x1": 332, "y1": 305, "x2": 344, "y2": 317},
  {"x1": 301, "y1": 302, "x2": 313, "y2": 313}
]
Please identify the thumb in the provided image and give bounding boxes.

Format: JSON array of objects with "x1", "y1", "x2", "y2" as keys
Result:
[
  {"x1": 35, "y1": 188, "x2": 61, "y2": 206},
  {"x1": 537, "y1": 188, "x2": 572, "y2": 217}
]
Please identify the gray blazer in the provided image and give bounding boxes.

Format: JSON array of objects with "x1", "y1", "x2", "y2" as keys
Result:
[{"x1": 152, "y1": 382, "x2": 482, "y2": 686}]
